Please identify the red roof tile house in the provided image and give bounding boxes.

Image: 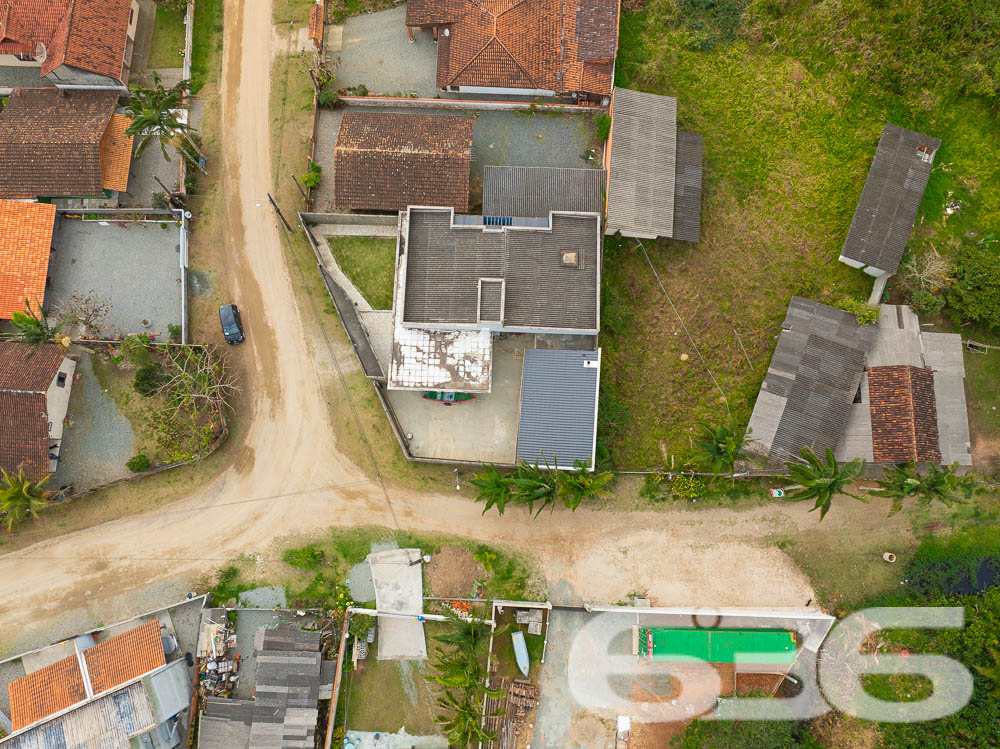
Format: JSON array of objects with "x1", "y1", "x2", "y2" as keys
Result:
[
  {"x1": 0, "y1": 0, "x2": 140, "y2": 88},
  {"x1": 334, "y1": 111, "x2": 474, "y2": 213},
  {"x1": 0, "y1": 198, "x2": 56, "y2": 319},
  {"x1": 0, "y1": 341, "x2": 76, "y2": 479},
  {"x1": 3, "y1": 618, "x2": 192, "y2": 745},
  {"x1": 0, "y1": 87, "x2": 134, "y2": 206},
  {"x1": 405, "y1": 0, "x2": 620, "y2": 103}
]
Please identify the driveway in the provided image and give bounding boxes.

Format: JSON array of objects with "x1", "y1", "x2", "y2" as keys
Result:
[
  {"x1": 332, "y1": 5, "x2": 438, "y2": 97},
  {"x1": 47, "y1": 218, "x2": 183, "y2": 339},
  {"x1": 0, "y1": 0, "x2": 826, "y2": 657}
]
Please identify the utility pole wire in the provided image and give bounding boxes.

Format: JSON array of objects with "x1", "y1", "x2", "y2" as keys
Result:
[{"x1": 634, "y1": 239, "x2": 730, "y2": 417}]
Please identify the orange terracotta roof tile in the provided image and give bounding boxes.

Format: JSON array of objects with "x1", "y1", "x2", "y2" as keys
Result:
[
  {"x1": 869, "y1": 365, "x2": 942, "y2": 463},
  {"x1": 428, "y1": 0, "x2": 618, "y2": 96},
  {"x1": 0, "y1": 0, "x2": 72, "y2": 58},
  {"x1": 99, "y1": 113, "x2": 134, "y2": 192},
  {"x1": 308, "y1": 2, "x2": 324, "y2": 48},
  {"x1": 83, "y1": 619, "x2": 165, "y2": 695},
  {"x1": 0, "y1": 199, "x2": 56, "y2": 319},
  {"x1": 41, "y1": 0, "x2": 132, "y2": 81},
  {"x1": 7, "y1": 654, "x2": 87, "y2": 730}
]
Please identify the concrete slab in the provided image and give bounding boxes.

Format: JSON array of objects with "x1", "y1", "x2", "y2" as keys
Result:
[
  {"x1": 369, "y1": 548, "x2": 426, "y2": 660},
  {"x1": 386, "y1": 334, "x2": 528, "y2": 464},
  {"x1": 333, "y1": 6, "x2": 438, "y2": 97},
  {"x1": 46, "y1": 218, "x2": 183, "y2": 340},
  {"x1": 345, "y1": 729, "x2": 447, "y2": 748},
  {"x1": 348, "y1": 561, "x2": 376, "y2": 603},
  {"x1": 19, "y1": 640, "x2": 77, "y2": 675}
]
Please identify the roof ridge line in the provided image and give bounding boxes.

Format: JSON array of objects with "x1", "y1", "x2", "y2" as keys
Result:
[{"x1": 492, "y1": 35, "x2": 538, "y2": 89}]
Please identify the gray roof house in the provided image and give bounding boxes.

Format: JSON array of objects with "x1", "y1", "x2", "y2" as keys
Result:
[
  {"x1": 199, "y1": 628, "x2": 323, "y2": 749},
  {"x1": 604, "y1": 88, "x2": 703, "y2": 242},
  {"x1": 746, "y1": 298, "x2": 971, "y2": 467},
  {"x1": 388, "y1": 206, "x2": 604, "y2": 470},
  {"x1": 839, "y1": 124, "x2": 942, "y2": 276},
  {"x1": 482, "y1": 165, "x2": 606, "y2": 219}
]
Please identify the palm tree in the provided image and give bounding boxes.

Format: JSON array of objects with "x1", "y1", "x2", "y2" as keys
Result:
[
  {"x1": 694, "y1": 421, "x2": 751, "y2": 482},
  {"x1": 10, "y1": 300, "x2": 65, "y2": 350},
  {"x1": 470, "y1": 464, "x2": 513, "y2": 516},
  {"x1": 430, "y1": 608, "x2": 493, "y2": 652},
  {"x1": 510, "y1": 459, "x2": 559, "y2": 517},
  {"x1": 876, "y1": 462, "x2": 976, "y2": 515},
  {"x1": 782, "y1": 447, "x2": 867, "y2": 521},
  {"x1": 125, "y1": 72, "x2": 201, "y2": 162},
  {"x1": 434, "y1": 689, "x2": 500, "y2": 747},
  {"x1": 974, "y1": 648, "x2": 1000, "y2": 698},
  {"x1": 0, "y1": 469, "x2": 50, "y2": 531},
  {"x1": 556, "y1": 460, "x2": 614, "y2": 510}
]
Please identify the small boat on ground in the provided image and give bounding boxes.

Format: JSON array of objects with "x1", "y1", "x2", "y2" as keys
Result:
[
  {"x1": 422, "y1": 391, "x2": 476, "y2": 405},
  {"x1": 511, "y1": 631, "x2": 530, "y2": 677}
]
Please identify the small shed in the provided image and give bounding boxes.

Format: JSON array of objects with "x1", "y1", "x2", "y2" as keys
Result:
[{"x1": 839, "y1": 123, "x2": 941, "y2": 276}]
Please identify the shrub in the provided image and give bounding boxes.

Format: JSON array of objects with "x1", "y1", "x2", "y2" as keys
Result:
[
  {"x1": 670, "y1": 474, "x2": 706, "y2": 499},
  {"x1": 834, "y1": 296, "x2": 880, "y2": 326},
  {"x1": 167, "y1": 323, "x2": 182, "y2": 342},
  {"x1": 594, "y1": 113, "x2": 612, "y2": 140},
  {"x1": 317, "y1": 84, "x2": 339, "y2": 109},
  {"x1": 133, "y1": 363, "x2": 165, "y2": 396},
  {"x1": 947, "y1": 235, "x2": 1000, "y2": 329},
  {"x1": 126, "y1": 454, "x2": 151, "y2": 473},
  {"x1": 120, "y1": 334, "x2": 152, "y2": 366},
  {"x1": 908, "y1": 288, "x2": 945, "y2": 317},
  {"x1": 282, "y1": 544, "x2": 325, "y2": 569},
  {"x1": 299, "y1": 161, "x2": 322, "y2": 189},
  {"x1": 348, "y1": 613, "x2": 375, "y2": 639}
]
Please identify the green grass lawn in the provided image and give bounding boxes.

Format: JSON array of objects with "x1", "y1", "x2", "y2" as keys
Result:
[
  {"x1": 343, "y1": 655, "x2": 437, "y2": 734},
  {"x1": 148, "y1": 6, "x2": 186, "y2": 69},
  {"x1": 328, "y1": 236, "x2": 397, "y2": 310},
  {"x1": 601, "y1": 2, "x2": 1000, "y2": 470},
  {"x1": 490, "y1": 610, "x2": 546, "y2": 683},
  {"x1": 190, "y1": 0, "x2": 223, "y2": 92}
]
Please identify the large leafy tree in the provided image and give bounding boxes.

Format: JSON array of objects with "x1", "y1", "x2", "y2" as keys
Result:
[
  {"x1": 782, "y1": 447, "x2": 867, "y2": 521},
  {"x1": 693, "y1": 421, "x2": 751, "y2": 481},
  {"x1": 125, "y1": 72, "x2": 201, "y2": 162},
  {"x1": 876, "y1": 461, "x2": 976, "y2": 515},
  {"x1": 0, "y1": 469, "x2": 50, "y2": 531}
]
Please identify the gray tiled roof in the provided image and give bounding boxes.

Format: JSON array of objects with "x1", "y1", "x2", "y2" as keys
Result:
[
  {"x1": 672, "y1": 131, "x2": 703, "y2": 243},
  {"x1": 605, "y1": 88, "x2": 677, "y2": 239},
  {"x1": 482, "y1": 166, "x2": 605, "y2": 219},
  {"x1": 401, "y1": 207, "x2": 600, "y2": 332},
  {"x1": 746, "y1": 298, "x2": 875, "y2": 465},
  {"x1": 840, "y1": 123, "x2": 941, "y2": 274},
  {"x1": 516, "y1": 348, "x2": 600, "y2": 470}
]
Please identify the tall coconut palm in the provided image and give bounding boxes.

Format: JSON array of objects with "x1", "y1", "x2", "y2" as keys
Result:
[
  {"x1": 470, "y1": 464, "x2": 513, "y2": 516},
  {"x1": 430, "y1": 608, "x2": 493, "y2": 652},
  {"x1": 782, "y1": 447, "x2": 867, "y2": 521},
  {"x1": 876, "y1": 461, "x2": 976, "y2": 515},
  {"x1": 434, "y1": 689, "x2": 500, "y2": 747},
  {"x1": 0, "y1": 469, "x2": 50, "y2": 531},
  {"x1": 693, "y1": 421, "x2": 751, "y2": 481},
  {"x1": 125, "y1": 72, "x2": 200, "y2": 162}
]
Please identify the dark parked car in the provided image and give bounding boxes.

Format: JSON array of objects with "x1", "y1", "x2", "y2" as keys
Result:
[{"x1": 219, "y1": 304, "x2": 245, "y2": 344}]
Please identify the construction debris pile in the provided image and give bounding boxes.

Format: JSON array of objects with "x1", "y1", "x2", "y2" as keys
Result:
[
  {"x1": 196, "y1": 616, "x2": 241, "y2": 698},
  {"x1": 483, "y1": 678, "x2": 540, "y2": 749}
]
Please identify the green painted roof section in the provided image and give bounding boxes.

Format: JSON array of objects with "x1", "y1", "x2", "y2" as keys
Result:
[{"x1": 639, "y1": 628, "x2": 797, "y2": 664}]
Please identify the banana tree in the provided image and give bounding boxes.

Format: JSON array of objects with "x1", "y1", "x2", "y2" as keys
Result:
[
  {"x1": 876, "y1": 461, "x2": 976, "y2": 515},
  {"x1": 693, "y1": 420, "x2": 751, "y2": 482},
  {"x1": 470, "y1": 464, "x2": 513, "y2": 516},
  {"x1": 556, "y1": 459, "x2": 614, "y2": 510},
  {"x1": 782, "y1": 447, "x2": 867, "y2": 520}
]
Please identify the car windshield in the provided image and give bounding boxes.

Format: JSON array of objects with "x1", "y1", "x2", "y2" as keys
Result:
[{"x1": 223, "y1": 323, "x2": 240, "y2": 336}]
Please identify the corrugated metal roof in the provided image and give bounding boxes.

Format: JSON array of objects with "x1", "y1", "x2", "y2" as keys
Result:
[
  {"x1": 605, "y1": 88, "x2": 677, "y2": 239},
  {"x1": 746, "y1": 298, "x2": 874, "y2": 465},
  {"x1": 516, "y1": 348, "x2": 600, "y2": 470},
  {"x1": 840, "y1": 123, "x2": 941, "y2": 274},
  {"x1": 482, "y1": 165, "x2": 605, "y2": 219},
  {"x1": 672, "y1": 131, "x2": 703, "y2": 243},
  {"x1": 402, "y1": 207, "x2": 600, "y2": 332}
]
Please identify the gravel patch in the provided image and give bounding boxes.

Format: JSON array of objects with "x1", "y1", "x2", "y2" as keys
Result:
[
  {"x1": 333, "y1": 6, "x2": 438, "y2": 97},
  {"x1": 121, "y1": 138, "x2": 182, "y2": 207},
  {"x1": 0, "y1": 659, "x2": 27, "y2": 715},
  {"x1": 311, "y1": 108, "x2": 343, "y2": 212},
  {"x1": 51, "y1": 353, "x2": 136, "y2": 492},
  {"x1": 239, "y1": 586, "x2": 288, "y2": 608},
  {"x1": 348, "y1": 561, "x2": 376, "y2": 603}
]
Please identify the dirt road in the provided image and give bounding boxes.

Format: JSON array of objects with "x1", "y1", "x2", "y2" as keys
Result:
[{"x1": 0, "y1": 0, "x2": 861, "y2": 652}]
